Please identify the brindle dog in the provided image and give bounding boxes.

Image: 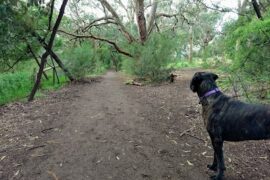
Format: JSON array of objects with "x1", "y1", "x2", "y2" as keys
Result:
[{"x1": 190, "y1": 72, "x2": 270, "y2": 180}]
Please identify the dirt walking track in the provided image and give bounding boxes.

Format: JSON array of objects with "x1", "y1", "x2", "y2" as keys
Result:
[{"x1": 1, "y1": 69, "x2": 270, "y2": 180}]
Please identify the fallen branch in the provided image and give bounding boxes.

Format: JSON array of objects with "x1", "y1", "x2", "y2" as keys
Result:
[
  {"x1": 125, "y1": 80, "x2": 143, "y2": 86},
  {"x1": 185, "y1": 133, "x2": 207, "y2": 144},
  {"x1": 41, "y1": 127, "x2": 54, "y2": 133},
  {"x1": 28, "y1": 145, "x2": 46, "y2": 151},
  {"x1": 179, "y1": 126, "x2": 194, "y2": 137}
]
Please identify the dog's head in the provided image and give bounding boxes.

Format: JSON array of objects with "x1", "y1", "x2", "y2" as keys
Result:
[{"x1": 190, "y1": 72, "x2": 218, "y2": 95}]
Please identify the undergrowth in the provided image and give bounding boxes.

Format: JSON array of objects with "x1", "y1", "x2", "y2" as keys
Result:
[{"x1": 0, "y1": 70, "x2": 68, "y2": 105}]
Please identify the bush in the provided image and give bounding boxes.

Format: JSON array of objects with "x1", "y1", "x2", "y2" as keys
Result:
[
  {"x1": 218, "y1": 13, "x2": 270, "y2": 103},
  {"x1": 123, "y1": 33, "x2": 177, "y2": 82},
  {"x1": 62, "y1": 42, "x2": 111, "y2": 79},
  {"x1": 224, "y1": 15, "x2": 270, "y2": 83},
  {"x1": 62, "y1": 43, "x2": 96, "y2": 79},
  {"x1": 121, "y1": 58, "x2": 135, "y2": 75}
]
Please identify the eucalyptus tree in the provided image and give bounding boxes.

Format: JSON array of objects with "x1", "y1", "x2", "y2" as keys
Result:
[
  {"x1": 59, "y1": 0, "x2": 197, "y2": 54},
  {"x1": 55, "y1": 0, "x2": 226, "y2": 81}
]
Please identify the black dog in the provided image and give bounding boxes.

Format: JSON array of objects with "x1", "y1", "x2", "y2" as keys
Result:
[{"x1": 190, "y1": 72, "x2": 270, "y2": 180}]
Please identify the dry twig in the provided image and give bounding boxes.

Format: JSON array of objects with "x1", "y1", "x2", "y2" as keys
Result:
[
  {"x1": 179, "y1": 126, "x2": 194, "y2": 137},
  {"x1": 47, "y1": 170, "x2": 59, "y2": 180}
]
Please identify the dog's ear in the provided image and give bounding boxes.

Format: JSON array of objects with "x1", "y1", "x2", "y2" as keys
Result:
[
  {"x1": 190, "y1": 73, "x2": 202, "y2": 92},
  {"x1": 210, "y1": 73, "x2": 218, "y2": 81},
  {"x1": 190, "y1": 78, "x2": 197, "y2": 92}
]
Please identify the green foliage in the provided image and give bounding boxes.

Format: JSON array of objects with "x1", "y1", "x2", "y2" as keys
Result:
[
  {"x1": 192, "y1": 11, "x2": 221, "y2": 47},
  {"x1": 214, "y1": 11, "x2": 270, "y2": 103},
  {"x1": 62, "y1": 42, "x2": 111, "y2": 79},
  {"x1": 123, "y1": 33, "x2": 178, "y2": 82},
  {"x1": 224, "y1": 14, "x2": 270, "y2": 83},
  {"x1": 168, "y1": 59, "x2": 203, "y2": 69},
  {"x1": 0, "y1": 0, "x2": 46, "y2": 72},
  {"x1": 121, "y1": 58, "x2": 136, "y2": 75},
  {"x1": 0, "y1": 70, "x2": 68, "y2": 105},
  {"x1": 0, "y1": 72, "x2": 32, "y2": 105}
]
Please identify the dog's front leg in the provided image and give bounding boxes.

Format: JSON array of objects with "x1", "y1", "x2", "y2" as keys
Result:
[
  {"x1": 211, "y1": 138, "x2": 225, "y2": 180},
  {"x1": 207, "y1": 135, "x2": 217, "y2": 171}
]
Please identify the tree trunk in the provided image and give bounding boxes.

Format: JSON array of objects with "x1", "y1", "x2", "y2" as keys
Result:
[
  {"x1": 135, "y1": 0, "x2": 147, "y2": 43},
  {"x1": 147, "y1": 0, "x2": 158, "y2": 35},
  {"x1": 238, "y1": 0, "x2": 248, "y2": 14},
  {"x1": 49, "y1": 50, "x2": 75, "y2": 81},
  {"x1": 251, "y1": 0, "x2": 263, "y2": 20},
  {"x1": 27, "y1": 44, "x2": 49, "y2": 80},
  {"x1": 28, "y1": 0, "x2": 69, "y2": 101},
  {"x1": 237, "y1": 0, "x2": 241, "y2": 11},
  {"x1": 31, "y1": 31, "x2": 74, "y2": 81},
  {"x1": 189, "y1": 26, "x2": 193, "y2": 62},
  {"x1": 98, "y1": 0, "x2": 136, "y2": 43}
]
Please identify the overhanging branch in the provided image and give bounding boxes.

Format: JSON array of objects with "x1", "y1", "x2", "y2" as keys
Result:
[
  {"x1": 57, "y1": 30, "x2": 133, "y2": 58},
  {"x1": 156, "y1": 13, "x2": 192, "y2": 26},
  {"x1": 98, "y1": 0, "x2": 136, "y2": 43},
  {"x1": 82, "y1": 16, "x2": 114, "y2": 32}
]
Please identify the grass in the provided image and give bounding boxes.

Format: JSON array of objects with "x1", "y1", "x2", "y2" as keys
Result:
[
  {"x1": 0, "y1": 72, "x2": 32, "y2": 105},
  {"x1": 0, "y1": 70, "x2": 68, "y2": 105}
]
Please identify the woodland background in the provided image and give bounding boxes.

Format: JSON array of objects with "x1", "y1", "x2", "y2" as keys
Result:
[{"x1": 0, "y1": 0, "x2": 270, "y2": 104}]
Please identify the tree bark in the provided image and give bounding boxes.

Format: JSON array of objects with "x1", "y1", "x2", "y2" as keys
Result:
[
  {"x1": 147, "y1": 0, "x2": 158, "y2": 35},
  {"x1": 28, "y1": 0, "x2": 69, "y2": 101},
  {"x1": 251, "y1": 0, "x2": 263, "y2": 20},
  {"x1": 135, "y1": 0, "x2": 147, "y2": 43},
  {"x1": 49, "y1": 49, "x2": 75, "y2": 80},
  {"x1": 98, "y1": 0, "x2": 136, "y2": 43},
  {"x1": 189, "y1": 26, "x2": 193, "y2": 62},
  {"x1": 31, "y1": 31, "x2": 74, "y2": 81},
  {"x1": 239, "y1": 0, "x2": 248, "y2": 13},
  {"x1": 48, "y1": 0, "x2": 56, "y2": 30},
  {"x1": 27, "y1": 44, "x2": 49, "y2": 80}
]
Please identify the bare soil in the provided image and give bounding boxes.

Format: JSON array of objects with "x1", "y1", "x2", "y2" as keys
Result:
[{"x1": 1, "y1": 69, "x2": 270, "y2": 180}]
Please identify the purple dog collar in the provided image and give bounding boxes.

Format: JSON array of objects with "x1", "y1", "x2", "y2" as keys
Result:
[{"x1": 200, "y1": 88, "x2": 220, "y2": 99}]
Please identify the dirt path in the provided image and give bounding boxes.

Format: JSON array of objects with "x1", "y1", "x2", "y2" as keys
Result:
[{"x1": 1, "y1": 69, "x2": 270, "y2": 180}]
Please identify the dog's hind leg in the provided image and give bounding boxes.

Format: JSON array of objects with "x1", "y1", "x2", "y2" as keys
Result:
[
  {"x1": 211, "y1": 138, "x2": 225, "y2": 180},
  {"x1": 208, "y1": 152, "x2": 217, "y2": 171}
]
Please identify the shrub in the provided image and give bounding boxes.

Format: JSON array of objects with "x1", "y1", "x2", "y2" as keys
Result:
[
  {"x1": 123, "y1": 33, "x2": 177, "y2": 82},
  {"x1": 218, "y1": 13, "x2": 270, "y2": 103},
  {"x1": 224, "y1": 15, "x2": 270, "y2": 83},
  {"x1": 62, "y1": 42, "x2": 111, "y2": 79},
  {"x1": 121, "y1": 57, "x2": 135, "y2": 75}
]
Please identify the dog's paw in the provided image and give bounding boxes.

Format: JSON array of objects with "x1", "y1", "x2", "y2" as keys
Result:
[
  {"x1": 210, "y1": 174, "x2": 224, "y2": 180},
  {"x1": 207, "y1": 164, "x2": 217, "y2": 171}
]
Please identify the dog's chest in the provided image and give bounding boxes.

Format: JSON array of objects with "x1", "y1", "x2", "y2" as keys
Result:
[{"x1": 202, "y1": 106, "x2": 212, "y2": 128}]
